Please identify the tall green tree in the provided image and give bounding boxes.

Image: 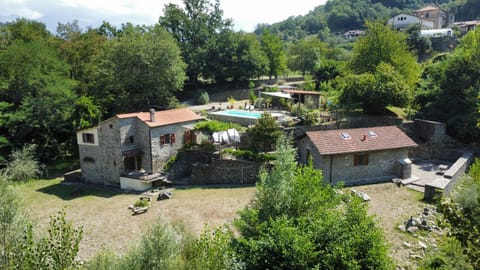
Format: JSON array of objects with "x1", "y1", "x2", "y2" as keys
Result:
[
  {"x1": 0, "y1": 39, "x2": 77, "y2": 160},
  {"x1": 339, "y1": 62, "x2": 411, "y2": 114},
  {"x1": 247, "y1": 112, "x2": 282, "y2": 152},
  {"x1": 350, "y1": 21, "x2": 419, "y2": 86},
  {"x1": 203, "y1": 31, "x2": 268, "y2": 82},
  {"x1": 261, "y1": 30, "x2": 287, "y2": 79},
  {"x1": 159, "y1": 0, "x2": 232, "y2": 85},
  {"x1": 93, "y1": 24, "x2": 186, "y2": 113},
  {"x1": 287, "y1": 36, "x2": 325, "y2": 76}
]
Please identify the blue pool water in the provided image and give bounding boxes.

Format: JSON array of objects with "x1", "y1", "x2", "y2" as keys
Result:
[{"x1": 213, "y1": 110, "x2": 262, "y2": 119}]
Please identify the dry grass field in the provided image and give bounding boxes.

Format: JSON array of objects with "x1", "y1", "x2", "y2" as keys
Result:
[
  {"x1": 16, "y1": 178, "x2": 433, "y2": 268},
  {"x1": 15, "y1": 178, "x2": 256, "y2": 261}
]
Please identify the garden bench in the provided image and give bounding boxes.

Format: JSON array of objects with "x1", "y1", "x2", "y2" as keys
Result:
[{"x1": 132, "y1": 206, "x2": 148, "y2": 215}]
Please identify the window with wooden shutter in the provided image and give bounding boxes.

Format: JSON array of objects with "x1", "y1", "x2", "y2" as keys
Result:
[
  {"x1": 354, "y1": 153, "x2": 369, "y2": 166},
  {"x1": 160, "y1": 135, "x2": 165, "y2": 146},
  {"x1": 171, "y1": 133, "x2": 176, "y2": 144}
]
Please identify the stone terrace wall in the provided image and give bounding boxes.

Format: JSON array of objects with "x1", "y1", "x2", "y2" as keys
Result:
[
  {"x1": 424, "y1": 151, "x2": 475, "y2": 200},
  {"x1": 414, "y1": 119, "x2": 446, "y2": 143},
  {"x1": 191, "y1": 159, "x2": 261, "y2": 185},
  {"x1": 167, "y1": 149, "x2": 213, "y2": 180}
]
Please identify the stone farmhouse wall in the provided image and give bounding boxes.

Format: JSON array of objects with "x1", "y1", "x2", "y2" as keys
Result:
[
  {"x1": 78, "y1": 116, "x2": 201, "y2": 187},
  {"x1": 298, "y1": 136, "x2": 410, "y2": 185},
  {"x1": 78, "y1": 118, "x2": 122, "y2": 186}
]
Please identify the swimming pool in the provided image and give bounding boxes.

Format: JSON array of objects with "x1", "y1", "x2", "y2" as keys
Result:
[
  {"x1": 208, "y1": 110, "x2": 283, "y2": 126},
  {"x1": 213, "y1": 110, "x2": 262, "y2": 119}
]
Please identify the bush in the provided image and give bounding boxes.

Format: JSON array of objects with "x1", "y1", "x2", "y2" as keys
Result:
[
  {"x1": 134, "y1": 199, "x2": 149, "y2": 208},
  {"x1": 196, "y1": 91, "x2": 209, "y2": 105},
  {"x1": 2, "y1": 144, "x2": 43, "y2": 181},
  {"x1": 194, "y1": 120, "x2": 242, "y2": 133}
]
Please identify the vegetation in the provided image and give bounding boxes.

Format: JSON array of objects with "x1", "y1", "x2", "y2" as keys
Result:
[
  {"x1": 415, "y1": 28, "x2": 480, "y2": 141},
  {"x1": 1, "y1": 144, "x2": 43, "y2": 181},
  {"x1": 196, "y1": 90, "x2": 210, "y2": 105},
  {"x1": 435, "y1": 159, "x2": 480, "y2": 268},
  {"x1": 247, "y1": 113, "x2": 282, "y2": 152},
  {"x1": 194, "y1": 120, "x2": 242, "y2": 133},
  {"x1": 235, "y1": 135, "x2": 394, "y2": 269},
  {"x1": 133, "y1": 199, "x2": 149, "y2": 208}
]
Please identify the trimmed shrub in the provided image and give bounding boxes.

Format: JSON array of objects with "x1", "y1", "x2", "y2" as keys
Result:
[{"x1": 196, "y1": 91, "x2": 209, "y2": 105}]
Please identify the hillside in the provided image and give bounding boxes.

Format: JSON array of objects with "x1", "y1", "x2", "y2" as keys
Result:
[{"x1": 257, "y1": 0, "x2": 479, "y2": 41}]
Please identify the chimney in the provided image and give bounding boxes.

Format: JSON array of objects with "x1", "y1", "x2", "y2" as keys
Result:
[
  {"x1": 149, "y1": 108, "x2": 156, "y2": 122},
  {"x1": 361, "y1": 135, "x2": 367, "y2": 142}
]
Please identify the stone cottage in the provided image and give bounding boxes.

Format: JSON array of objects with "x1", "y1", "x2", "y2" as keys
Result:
[
  {"x1": 298, "y1": 126, "x2": 418, "y2": 185},
  {"x1": 77, "y1": 108, "x2": 203, "y2": 189}
]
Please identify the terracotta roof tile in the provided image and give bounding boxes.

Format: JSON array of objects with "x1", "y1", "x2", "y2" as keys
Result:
[
  {"x1": 306, "y1": 126, "x2": 417, "y2": 155},
  {"x1": 117, "y1": 108, "x2": 203, "y2": 127},
  {"x1": 414, "y1": 5, "x2": 440, "y2": 12}
]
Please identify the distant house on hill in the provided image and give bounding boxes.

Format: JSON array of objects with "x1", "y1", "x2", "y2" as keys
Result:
[
  {"x1": 388, "y1": 14, "x2": 429, "y2": 30},
  {"x1": 343, "y1": 29, "x2": 365, "y2": 39},
  {"x1": 389, "y1": 6, "x2": 455, "y2": 30},
  {"x1": 77, "y1": 108, "x2": 204, "y2": 190},
  {"x1": 453, "y1": 20, "x2": 480, "y2": 34},
  {"x1": 412, "y1": 5, "x2": 454, "y2": 29},
  {"x1": 298, "y1": 126, "x2": 417, "y2": 185}
]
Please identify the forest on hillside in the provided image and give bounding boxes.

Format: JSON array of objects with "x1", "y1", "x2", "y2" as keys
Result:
[
  {"x1": 258, "y1": 0, "x2": 480, "y2": 41},
  {"x1": 0, "y1": 0, "x2": 479, "y2": 163}
]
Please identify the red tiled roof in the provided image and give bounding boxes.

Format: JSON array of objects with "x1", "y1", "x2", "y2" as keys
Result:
[
  {"x1": 117, "y1": 108, "x2": 203, "y2": 127},
  {"x1": 282, "y1": 89, "x2": 322, "y2": 95},
  {"x1": 414, "y1": 5, "x2": 440, "y2": 12},
  {"x1": 306, "y1": 126, "x2": 417, "y2": 155}
]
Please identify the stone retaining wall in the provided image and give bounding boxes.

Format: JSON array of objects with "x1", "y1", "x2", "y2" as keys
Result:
[
  {"x1": 424, "y1": 151, "x2": 475, "y2": 200},
  {"x1": 191, "y1": 159, "x2": 261, "y2": 185}
]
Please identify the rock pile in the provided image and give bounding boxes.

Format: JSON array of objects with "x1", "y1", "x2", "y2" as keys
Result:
[{"x1": 398, "y1": 207, "x2": 442, "y2": 234}]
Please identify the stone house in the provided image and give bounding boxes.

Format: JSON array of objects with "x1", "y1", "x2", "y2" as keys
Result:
[
  {"x1": 77, "y1": 108, "x2": 204, "y2": 188},
  {"x1": 412, "y1": 5, "x2": 454, "y2": 29},
  {"x1": 298, "y1": 126, "x2": 417, "y2": 185},
  {"x1": 343, "y1": 30, "x2": 365, "y2": 39},
  {"x1": 453, "y1": 20, "x2": 480, "y2": 35}
]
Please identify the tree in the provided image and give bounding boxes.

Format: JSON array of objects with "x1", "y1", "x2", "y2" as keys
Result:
[
  {"x1": 203, "y1": 31, "x2": 268, "y2": 82},
  {"x1": 13, "y1": 209, "x2": 83, "y2": 270},
  {"x1": 416, "y1": 28, "x2": 480, "y2": 141},
  {"x1": 287, "y1": 36, "x2": 325, "y2": 76},
  {"x1": 97, "y1": 24, "x2": 186, "y2": 113},
  {"x1": 0, "y1": 180, "x2": 23, "y2": 268},
  {"x1": 0, "y1": 39, "x2": 77, "y2": 160},
  {"x1": 261, "y1": 30, "x2": 287, "y2": 79},
  {"x1": 405, "y1": 24, "x2": 432, "y2": 61},
  {"x1": 1, "y1": 144, "x2": 42, "y2": 181},
  {"x1": 159, "y1": 0, "x2": 232, "y2": 85},
  {"x1": 247, "y1": 112, "x2": 282, "y2": 152},
  {"x1": 350, "y1": 21, "x2": 419, "y2": 87},
  {"x1": 235, "y1": 135, "x2": 393, "y2": 269},
  {"x1": 339, "y1": 62, "x2": 411, "y2": 114}
]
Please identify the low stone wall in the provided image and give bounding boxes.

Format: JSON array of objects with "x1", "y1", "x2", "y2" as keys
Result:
[
  {"x1": 424, "y1": 151, "x2": 475, "y2": 200},
  {"x1": 191, "y1": 158, "x2": 261, "y2": 185},
  {"x1": 167, "y1": 149, "x2": 213, "y2": 180}
]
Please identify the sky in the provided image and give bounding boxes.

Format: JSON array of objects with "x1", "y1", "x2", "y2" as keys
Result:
[{"x1": 0, "y1": 0, "x2": 328, "y2": 33}]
